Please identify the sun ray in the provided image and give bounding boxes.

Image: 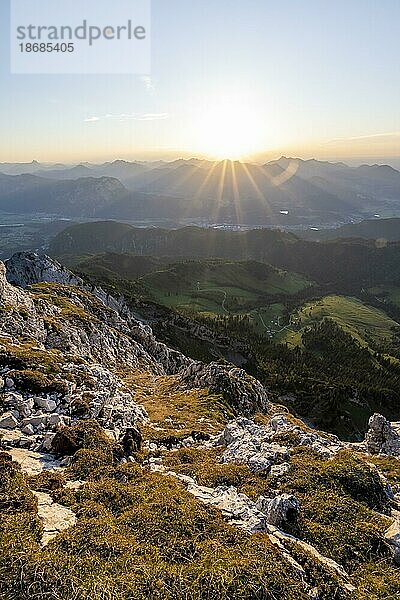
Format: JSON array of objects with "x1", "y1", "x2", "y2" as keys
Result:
[
  {"x1": 239, "y1": 162, "x2": 267, "y2": 203},
  {"x1": 166, "y1": 163, "x2": 206, "y2": 195},
  {"x1": 182, "y1": 159, "x2": 220, "y2": 222},
  {"x1": 193, "y1": 160, "x2": 219, "y2": 200},
  {"x1": 230, "y1": 160, "x2": 243, "y2": 226},
  {"x1": 213, "y1": 159, "x2": 228, "y2": 224},
  {"x1": 238, "y1": 161, "x2": 274, "y2": 224}
]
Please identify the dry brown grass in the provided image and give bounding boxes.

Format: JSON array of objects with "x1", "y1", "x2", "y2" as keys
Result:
[{"x1": 120, "y1": 370, "x2": 232, "y2": 440}]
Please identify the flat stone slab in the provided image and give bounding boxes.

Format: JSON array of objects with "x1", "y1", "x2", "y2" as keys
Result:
[
  {"x1": 34, "y1": 491, "x2": 77, "y2": 546},
  {"x1": 8, "y1": 448, "x2": 61, "y2": 475}
]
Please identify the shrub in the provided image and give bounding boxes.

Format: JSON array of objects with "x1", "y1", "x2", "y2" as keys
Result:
[
  {"x1": 29, "y1": 469, "x2": 66, "y2": 492},
  {"x1": 51, "y1": 419, "x2": 121, "y2": 457}
]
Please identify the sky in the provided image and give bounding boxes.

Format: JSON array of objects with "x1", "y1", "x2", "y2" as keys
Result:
[{"x1": 0, "y1": 0, "x2": 399, "y2": 164}]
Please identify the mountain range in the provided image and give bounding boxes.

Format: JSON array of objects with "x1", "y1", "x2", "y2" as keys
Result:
[{"x1": 1, "y1": 157, "x2": 400, "y2": 227}]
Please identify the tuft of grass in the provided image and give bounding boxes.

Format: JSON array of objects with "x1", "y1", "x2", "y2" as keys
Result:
[
  {"x1": 0, "y1": 452, "x2": 38, "y2": 515},
  {"x1": 352, "y1": 560, "x2": 400, "y2": 598},
  {"x1": 0, "y1": 340, "x2": 64, "y2": 374},
  {"x1": 280, "y1": 448, "x2": 392, "y2": 570},
  {"x1": 28, "y1": 470, "x2": 66, "y2": 493}
]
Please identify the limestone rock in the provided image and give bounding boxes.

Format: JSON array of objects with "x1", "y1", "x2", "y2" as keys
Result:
[
  {"x1": 22, "y1": 414, "x2": 48, "y2": 429},
  {"x1": 219, "y1": 416, "x2": 343, "y2": 473},
  {"x1": 5, "y1": 252, "x2": 83, "y2": 289},
  {"x1": 181, "y1": 362, "x2": 269, "y2": 415},
  {"x1": 34, "y1": 491, "x2": 77, "y2": 546},
  {"x1": 9, "y1": 447, "x2": 61, "y2": 475},
  {"x1": 0, "y1": 412, "x2": 19, "y2": 429},
  {"x1": 21, "y1": 424, "x2": 35, "y2": 436},
  {"x1": 0, "y1": 261, "x2": 33, "y2": 308},
  {"x1": 364, "y1": 414, "x2": 400, "y2": 456},
  {"x1": 384, "y1": 514, "x2": 400, "y2": 565},
  {"x1": 34, "y1": 397, "x2": 57, "y2": 412},
  {"x1": 257, "y1": 493, "x2": 300, "y2": 528},
  {"x1": 42, "y1": 433, "x2": 56, "y2": 452},
  {"x1": 48, "y1": 414, "x2": 69, "y2": 428},
  {"x1": 19, "y1": 398, "x2": 35, "y2": 418}
]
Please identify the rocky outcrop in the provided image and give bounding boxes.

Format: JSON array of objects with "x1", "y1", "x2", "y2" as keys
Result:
[
  {"x1": 0, "y1": 261, "x2": 34, "y2": 309},
  {"x1": 167, "y1": 470, "x2": 355, "y2": 593},
  {"x1": 256, "y1": 493, "x2": 300, "y2": 529},
  {"x1": 364, "y1": 413, "x2": 400, "y2": 456},
  {"x1": 5, "y1": 252, "x2": 192, "y2": 375},
  {"x1": 5, "y1": 252, "x2": 84, "y2": 288},
  {"x1": 2, "y1": 253, "x2": 269, "y2": 417},
  {"x1": 218, "y1": 416, "x2": 343, "y2": 473},
  {"x1": 181, "y1": 362, "x2": 269, "y2": 415},
  {"x1": 34, "y1": 491, "x2": 77, "y2": 546},
  {"x1": 0, "y1": 362, "x2": 149, "y2": 452}
]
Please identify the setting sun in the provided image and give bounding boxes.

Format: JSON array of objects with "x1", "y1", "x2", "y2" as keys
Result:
[{"x1": 192, "y1": 97, "x2": 267, "y2": 160}]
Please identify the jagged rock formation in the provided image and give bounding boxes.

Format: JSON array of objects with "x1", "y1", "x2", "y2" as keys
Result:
[
  {"x1": 0, "y1": 261, "x2": 33, "y2": 308},
  {"x1": 256, "y1": 493, "x2": 300, "y2": 529},
  {"x1": 6, "y1": 252, "x2": 84, "y2": 288},
  {"x1": 181, "y1": 362, "x2": 269, "y2": 415},
  {"x1": 364, "y1": 413, "x2": 400, "y2": 456}
]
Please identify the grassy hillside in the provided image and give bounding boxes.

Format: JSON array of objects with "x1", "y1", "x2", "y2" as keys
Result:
[
  {"x1": 279, "y1": 295, "x2": 400, "y2": 349},
  {"x1": 71, "y1": 253, "x2": 313, "y2": 331},
  {"x1": 75, "y1": 253, "x2": 163, "y2": 281},
  {"x1": 140, "y1": 260, "x2": 311, "y2": 316}
]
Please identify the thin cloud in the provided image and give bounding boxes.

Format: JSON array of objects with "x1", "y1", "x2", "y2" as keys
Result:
[
  {"x1": 327, "y1": 131, "x2": 400, "y2": 144},
  {"x1": 84, "y1": 112, "x2": 169, "y2": 123}
]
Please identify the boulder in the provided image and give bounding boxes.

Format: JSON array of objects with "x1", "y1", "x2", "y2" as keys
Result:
[
  {"x1": 384, "y1": 516, "x2": 400, "y2": 565},
  {"x1": 0, "y1": 412, "x2": 19, "y2": 429},
  {"x1": 34, "y1": 397, "x2": 57, "y2": 412},
  {"x1": 19, "y1": 400, "x2": 34, "y2": 418},
  {"x1": 21, "y1": 424, "x2": 35, "y2": 436},
  {"x1": 48, "y1": 414, "x2": 69, "y2": 428},
  {"x1": 257, "y1": 493, "x2": 300, "y2": 528},
  {"x1": 42, "y1": 433, "x2": 56, "y2": 452},
  {"x1": 364, "y1": 413, "x2": 400, "y2": 456},
  {"x1": 181, "y1": 362, "x2": 268, "y2": 415},
  {"x1": 220, "y1": 417, "x2": 289, "y2": 472},
  {"x1": 21, "y1": 414, "x2": 48, "y2": 429},
  {"x1": 3, "y1": 392, "x2": 23, "y2": 407}
]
